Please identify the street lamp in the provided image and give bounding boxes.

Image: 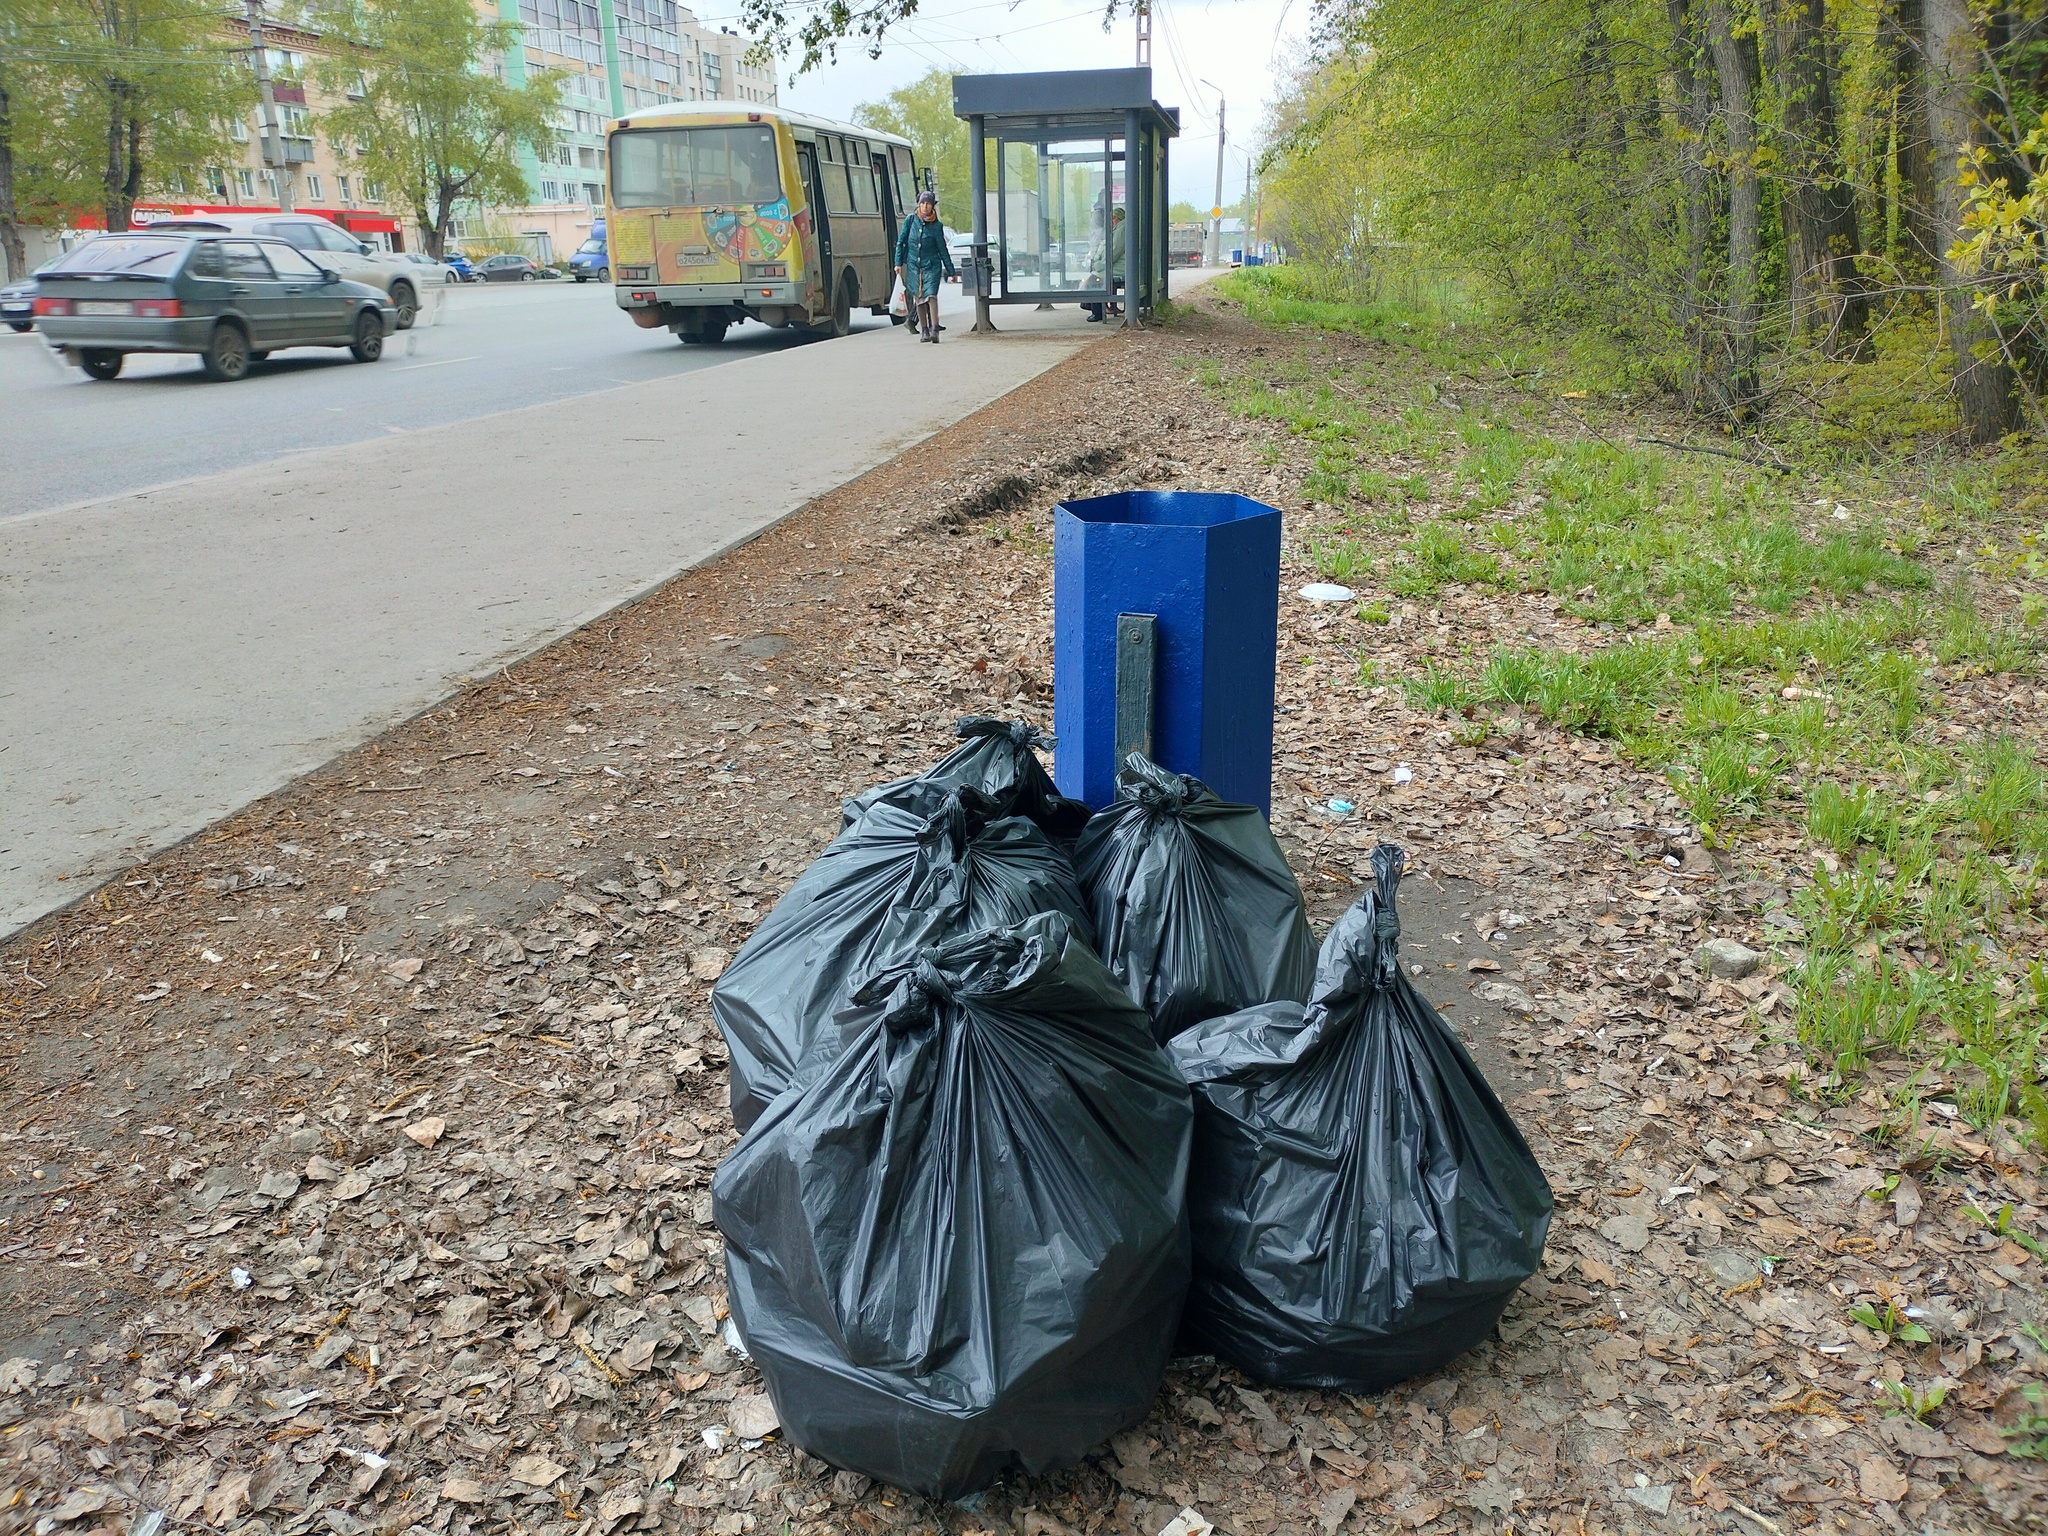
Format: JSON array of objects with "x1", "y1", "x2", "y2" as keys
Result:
[{"x1": 1199, "y1": 79, "x2": 1225, "y2": 267}]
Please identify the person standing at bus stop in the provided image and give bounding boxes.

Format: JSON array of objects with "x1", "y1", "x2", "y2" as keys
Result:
[{"x1": 895, "y1": 190, "x2": 955, "y2": 343}]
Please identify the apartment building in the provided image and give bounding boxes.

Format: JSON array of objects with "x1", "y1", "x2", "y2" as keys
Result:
[
  {"x1": 127, "y1": 16, "x2": 406, "y2": 248},
  {"x1": 472, "y1": 0, "x2": 778, "y2": 260}
]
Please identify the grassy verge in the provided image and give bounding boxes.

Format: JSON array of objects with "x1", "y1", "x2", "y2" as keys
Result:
[{"x1": 1202, "y1": 264, "x2": 2048, "y2": 1156}]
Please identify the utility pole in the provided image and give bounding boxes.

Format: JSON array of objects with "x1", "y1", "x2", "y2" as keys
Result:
[
  {"x1": 1200, "y1": 80, "x2": 1224, "y2": 267},
  {"x1": 1242, "y1": 156, "x2": 1251, "y2": 263},
  {"x1": 246, "y1": 0, "x2": 294, "y2": 212},
  {"x1": 1134, "y1": 0, "x2": 1150, "y2": 66}
]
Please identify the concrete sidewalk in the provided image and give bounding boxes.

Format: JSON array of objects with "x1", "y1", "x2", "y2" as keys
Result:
[{"x1": 0, "y1": 313, "x2": 1099, "y2": 935}]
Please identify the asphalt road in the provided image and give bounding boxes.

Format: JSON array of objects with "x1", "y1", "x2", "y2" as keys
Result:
[
  {"x1": 0, "y1": 277, "x2": 967, "y2": 518},
  {"x1": 0, "y1": 279, "x2": 1097, "y2": 936}
]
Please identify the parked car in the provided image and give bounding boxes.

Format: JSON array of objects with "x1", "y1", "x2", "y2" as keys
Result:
[
  {"x1": 476, "y1": 253, "x2": 541, "y2": 283},
  {"x1": 946, "y1": 229, "x2": 972, "y2": 282},
  {"x1": 442, "y1": 249, "x2": 479, "y2": 283},
  {"x1": 399, "y1": 251, "x2": 460, "y2": 285},
  {"x1": 147, "y1": 213, "x2": 424, "y2": 329},
  {"x1": 568, "y1": 234, "x2": 609, "y2": 283},
  {"x1": 2, "y1": 275, "x2": 35, "y2": 332},
  {"x1": 32, "y1": 229, "x2": 395, "y2": 381}
]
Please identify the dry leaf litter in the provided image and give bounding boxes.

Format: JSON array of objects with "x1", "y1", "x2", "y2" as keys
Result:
[{"x1": 2, "y1": 291, "x2": 2043, "y2": 1536}]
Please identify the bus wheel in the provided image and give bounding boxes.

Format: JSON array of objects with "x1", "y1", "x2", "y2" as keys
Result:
[
  {"x1": 699, "y1": 319, "x2": 728, "y2": 345},
  {"x1": 823, "y1": 271, "x2": 853, "y2": 338}
]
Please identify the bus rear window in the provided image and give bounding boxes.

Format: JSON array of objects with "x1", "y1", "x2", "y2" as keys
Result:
[{"x1": 611, "y1": 126, "x2": 782, "y2": 208}]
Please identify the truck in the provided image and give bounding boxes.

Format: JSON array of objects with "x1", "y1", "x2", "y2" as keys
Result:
[{"x1": 1169, "y1": 223, "x2": 1206, "y2": 268}]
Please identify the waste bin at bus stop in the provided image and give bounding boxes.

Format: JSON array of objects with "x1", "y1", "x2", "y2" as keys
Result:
[{"x1": 1052, "y1": 491, "x2": 1282, "y2": 815}]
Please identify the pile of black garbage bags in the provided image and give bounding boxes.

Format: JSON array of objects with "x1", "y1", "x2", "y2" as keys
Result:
[{"x1": 708, "y1": 718, "x2": 1553, "y2": 1501}]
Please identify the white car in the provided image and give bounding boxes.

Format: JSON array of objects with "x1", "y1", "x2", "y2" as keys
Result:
[
  {"x1": 398, "y1": 251, "x2": 461, "y2": 285},
  {"x1": 151, "y1": 214, "x2": 427, "y2": 329}
]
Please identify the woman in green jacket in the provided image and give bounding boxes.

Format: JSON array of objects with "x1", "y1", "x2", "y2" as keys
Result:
[{"x1": 894, "y1": 190, "x2": 956, "y2": 343}]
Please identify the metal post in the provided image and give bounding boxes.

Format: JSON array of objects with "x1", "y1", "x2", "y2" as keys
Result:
[
  {"x1": 1122, "y1": 108, "x2": 1139, "y2": 328},
  {"x1": 969, "y1": 113, "x2": 993, "y2": 332},
  {"x1": 1210, "y1": 94, "x2": 1225, "y2": 266},
  {"x1": 1157, "y1": 131, "x2": 1168, "y2": 307},
  {"x1": 246, "y1": 0, "x2": 294, "y2": 213}
]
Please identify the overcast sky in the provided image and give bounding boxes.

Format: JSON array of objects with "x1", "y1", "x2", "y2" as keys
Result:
[{"x1": 694, "y1": 0, "x2": 1312, "y2": 209}]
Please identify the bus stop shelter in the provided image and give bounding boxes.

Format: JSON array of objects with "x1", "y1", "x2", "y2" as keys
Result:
[{"x1": 952, "y1": 68, "x2": 1179, "y2": 331}]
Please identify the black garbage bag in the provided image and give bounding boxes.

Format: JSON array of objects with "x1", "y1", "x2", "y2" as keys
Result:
[
  {"x1": 1074, "y1": 753, "x2": 1315, "y2": 1041},
  {"x1": 714, "y1": 911, "x2": 1193, "y2": 1500},
  {"x1": 842, "y1": 717, "x2": 1091, "y2": 844},
  {"x1": 1166, "y1": 843, "x2": 1552, "y2": 1391},
  {"x1": 711, "y1": 786, "x2": 1091, "y2": 1132}
]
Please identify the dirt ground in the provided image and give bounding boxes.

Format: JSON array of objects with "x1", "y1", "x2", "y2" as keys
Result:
[{"x1": 2, "y1": 291, "x2": 2043, "y2": 1536}]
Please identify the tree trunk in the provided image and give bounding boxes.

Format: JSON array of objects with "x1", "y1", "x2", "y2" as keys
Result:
[
  {"x1": 1924, "y1": 0, "x2": 2017, "y2": 440},
  {"x1": 1772, "y1": 0, "x2": 1872, "y2": 358},
  {"x1": 1668, "y1": 0, "x2": 1719, "y2": 399},
  {"x1": 103, "y1": 79, "x2": 139, "y2": 234},
  {"x1": 1879, "y1": 0, "x2": 1939, "y2": 270},
  {"x1": 1706, "y1": 1, "x2": 1764, "y2": 416},
  {"x1": 0, "y1": 72, "x2": 26, "y2": 283}
]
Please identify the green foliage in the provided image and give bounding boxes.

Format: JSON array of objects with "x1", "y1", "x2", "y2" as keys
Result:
[
  {"x1": 312, "y1": 0, "x2": 561, "y2": 258},
  {"x1": 854, "y1": 69, "x2": 968, "y2": 226},
  {"x1": 0, "y1": 0, "x2": 244, "y2": 242},
  {"x1": 1848, "y1": 1298, "x2": 1932, "y2": 1346},
  {"x1": 1876, "y1": 1380, "x2": 1948, "y2": 1421}
]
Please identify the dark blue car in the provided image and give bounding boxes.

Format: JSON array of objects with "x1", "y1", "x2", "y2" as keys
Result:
[{"x1": 442, "y1": 249, "x2": 479, "y2": 283}]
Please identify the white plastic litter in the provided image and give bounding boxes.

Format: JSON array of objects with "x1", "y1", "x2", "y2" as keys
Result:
[
  {"x1": 1298, "y1": 583, "x2": 1356, "y2": 603},
  {"x1": 1392, "y1": 763, "x2": 1414, "y2": 784},
  {"x1": 1158, "y1": 1510, "x2": 1216, "y2": 1536}
]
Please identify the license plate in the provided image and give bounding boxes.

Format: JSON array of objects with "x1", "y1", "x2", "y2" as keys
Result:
[
  {"x1": 672, "y1": 253, "x2": 719, "y2": 268},
  {"x1": 77, "y1": 300, "x2": 133, "y2": 316}
]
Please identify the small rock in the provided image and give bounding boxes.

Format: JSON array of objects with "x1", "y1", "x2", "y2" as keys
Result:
[
  {"x1": 1701, "y1": 1248, "x2": 1757, "y2": 1288},
  {"x1": 689, "y1": 947, "x2": 731, "y2": 982},
  {"x1": 1698, "y1": 937, "x2": 1762, "y2": 980},
  {"x1": 1620, "y1": 1486, "x2": 1673, "y2": 1515},
  {"x1": 386, "y1": 957, "x2": 424, "y2": 982},
  {"x1": 729, "y1": 1393, "x2": 779, "y2": 1440},
  {"x1": 256, "y1": 1170, "x2": 302, "y2": 1201},
  {"x1": 1600, "y1": 1214, "x2": 1652, "y2": 1253},
  {"x1": 403, "y1": 1116, "x2": 446, "y2": 1148}
]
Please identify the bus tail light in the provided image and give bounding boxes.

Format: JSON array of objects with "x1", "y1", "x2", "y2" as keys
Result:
[
  {"x1": 744, "y1": 263, "x2": 786, "y2": 280},
  {"x1": 618, "y1": 265, "x2": 651, "y2": 281}
]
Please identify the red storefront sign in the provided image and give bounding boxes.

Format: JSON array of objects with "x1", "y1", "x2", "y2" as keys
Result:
[{"x1": 121, "y1": 203, "x2": 401, "y2": 235}]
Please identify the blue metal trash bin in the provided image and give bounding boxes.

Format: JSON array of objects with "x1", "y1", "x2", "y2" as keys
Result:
[{"x1": 1053, "y1": 490, "x2": 1282, "y2": 814}]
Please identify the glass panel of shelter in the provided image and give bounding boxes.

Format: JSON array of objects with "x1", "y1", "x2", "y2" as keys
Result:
[{"x1": 991, "y1": 137, "x2": 1123, "y2": 300}]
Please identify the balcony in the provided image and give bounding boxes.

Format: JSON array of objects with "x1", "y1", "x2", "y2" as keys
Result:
[{"x1": 265, "y1": 136, "x2": 316, "y2": 166}]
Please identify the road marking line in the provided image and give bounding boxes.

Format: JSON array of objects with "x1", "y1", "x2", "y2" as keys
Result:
[{"x1": 394, "y1": 356, "x2": 478, "y2": 371}]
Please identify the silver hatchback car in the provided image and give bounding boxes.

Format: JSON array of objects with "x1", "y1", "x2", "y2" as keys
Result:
[{"x1": 33, "y1": 230, "x2": 396, "y2": 381}]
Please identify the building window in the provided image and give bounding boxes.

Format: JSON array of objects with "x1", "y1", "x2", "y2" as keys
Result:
[
  {"x1": 364, "y1": 179, "x2": 383, "y2": 201},
  {"x1": 230, "y1": 116, "x2": 250, "y2": 142},
  {"x1": 237, "y1": 168, "x2": 256, "y2": 198},
  {"x1": 306, "y1": 174, "x2": 323, "y2": 201},
  {"x1": 338, "y1": 175, "x2": 351, "y2": 203},
  {"x1": 540, "y1": 179, "x2": 561, "y2": 201},
  {"x1": 207, "y1": 166, "x2": 228, "y2": 197}
]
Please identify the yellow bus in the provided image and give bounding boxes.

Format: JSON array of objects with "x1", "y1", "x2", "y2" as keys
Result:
[{"x1": 606, "y1": 102, "x2": 922, "y2": 345}]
